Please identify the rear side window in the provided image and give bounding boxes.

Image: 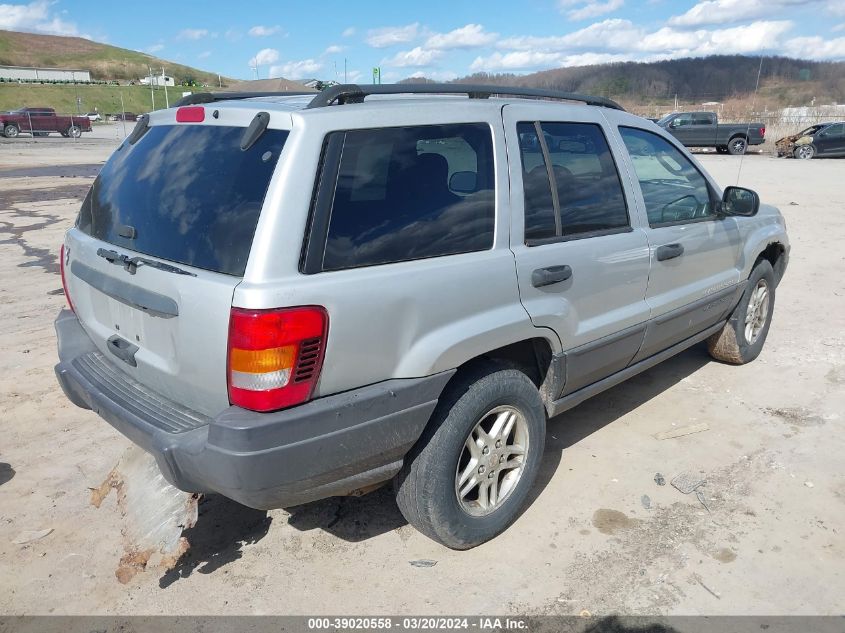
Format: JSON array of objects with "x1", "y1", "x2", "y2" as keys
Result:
[
  {"x1": 313, "y1": 123, "x2": 495, "y2": 271},
  {"x1": 518, "y1": 121, "x2": 629, "y2": 243},
  {"x1": 77, "y1": 124, "x2": 289, "y2": 276}
]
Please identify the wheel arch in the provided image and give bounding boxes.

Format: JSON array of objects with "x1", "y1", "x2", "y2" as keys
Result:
[{"x1": 432, "y1": 336, "x2": 562, "y2": 419}]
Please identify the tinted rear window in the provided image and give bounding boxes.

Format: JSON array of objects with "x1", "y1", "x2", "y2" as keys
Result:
[{"x1": 77, "y1": 124, "x2": 288, "y2": 276}]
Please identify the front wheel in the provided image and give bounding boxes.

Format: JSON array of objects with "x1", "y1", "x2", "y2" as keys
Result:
[
  {"x1": 794, "y1": 144, "x2": 815, "y2": 160},
  {"x1": 707, "y1": 259, "x2": 775, "y2": 364},
  {"x1": 66, "y1": 125, "x2": 81, "y2": 138},
  {"x1": 3, "y1": 124, "x2": 19, "y2": 138},
  {"x1": 395, "y1": 366, "x2": 546, "y2": 549},
  {"x1": 727, "y1": 136, "x2": 747, "y2": 155}
]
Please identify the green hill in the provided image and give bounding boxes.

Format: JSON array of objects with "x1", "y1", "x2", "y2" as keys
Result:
[
  {"x1": 403, "y1": 55, "x2": 845, "y2": 110},
  {"x1": 0, "y1": 29, "x2": 227, "y2": 84}
]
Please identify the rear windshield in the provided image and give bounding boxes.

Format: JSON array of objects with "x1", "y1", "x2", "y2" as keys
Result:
[{"x1": 77, "y1": 124, "x2": 289, "y2": 276}]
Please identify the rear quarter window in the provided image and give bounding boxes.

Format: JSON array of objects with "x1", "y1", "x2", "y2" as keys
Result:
[{"x1": 310, "y1": 123, "x2": 495, "y2": 272}]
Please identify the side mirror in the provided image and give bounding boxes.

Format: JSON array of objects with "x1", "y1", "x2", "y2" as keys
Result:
[
  {"x1": 449, "y1": 171, "x2": 477, "y2": 194},
  {"x1": 721, "y1": 186, "x2": 760, "y2": 217}
]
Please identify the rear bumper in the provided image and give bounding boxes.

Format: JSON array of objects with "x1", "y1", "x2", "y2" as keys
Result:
[{"x1": 54, "y1": 309, "x2": 452, "y2": 509}]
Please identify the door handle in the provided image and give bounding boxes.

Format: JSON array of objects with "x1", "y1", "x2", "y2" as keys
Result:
[
  {"x1": 532, "y1": 265, "x2": 572, "y2": 288},
  {"x1": 656, "y1": 243, "x2": 684, "y2": 261}
]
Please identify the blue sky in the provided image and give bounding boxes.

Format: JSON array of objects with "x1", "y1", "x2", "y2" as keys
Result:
[{"x1": 2, "y1": 0, "x2": 844, "y2": 82}]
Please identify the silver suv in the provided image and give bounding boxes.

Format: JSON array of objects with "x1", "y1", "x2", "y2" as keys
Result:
[{"x1": 55, "y1": 84, "x2": 789, "y2": 549}]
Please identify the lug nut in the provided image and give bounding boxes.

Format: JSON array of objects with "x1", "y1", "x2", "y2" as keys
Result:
[
  {"x1": 495, "y1": 440, "x2": 502, "y2": 448},
  {"x1": 482, "y1": 446, "x2": 490, "y2": 455},
  {"x1": 499, "y1": 455, "x2": 505, "y2": 463},
  {"x1": 488, "y1": 471, "x2": 495, "y2": 478},
  {"x1": 478, "y1": 465, "x2": 485, "y2": 474}
]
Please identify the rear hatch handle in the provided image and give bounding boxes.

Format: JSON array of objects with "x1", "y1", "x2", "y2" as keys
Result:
[{"x1": 97, "y1": 248, "x2": 197, "y2": 277}]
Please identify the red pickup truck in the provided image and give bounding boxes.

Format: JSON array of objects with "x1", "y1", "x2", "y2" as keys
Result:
[{"x1": 0, "y1": 107, "x2": 92, "y2": 139}]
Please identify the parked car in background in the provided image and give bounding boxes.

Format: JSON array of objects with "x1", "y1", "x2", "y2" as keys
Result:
[
  {"x1": 55, "y1": 84, "x2": 789, "y2": 549},
  {"x1": 656, "y1": 111, "x2": 765, "y2": 154},
  {"x1": 86, "y1": 112, "x2": 102, "y2": 122},
  {"x1": 108, "y1": 112, "x2": 138, "y2": 122},
  {"x1": 776, "y1": 121, "x2": 845, "y2": 159},
  {"x1": 0, "y1": 107, "x2": 92, "y2": 138}
]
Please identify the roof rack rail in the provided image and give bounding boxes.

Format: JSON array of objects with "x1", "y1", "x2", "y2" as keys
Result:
[
  {"x1": 173, "y1": 91, "x2": 315, "y2": 107},
  {"x1": 306, "y1": 83, "x2": 625, "y2": 111}
]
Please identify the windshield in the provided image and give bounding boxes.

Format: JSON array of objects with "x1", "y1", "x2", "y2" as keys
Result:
[{"x1": 77, "y1": 124, "x2": 289, "y2": 276}]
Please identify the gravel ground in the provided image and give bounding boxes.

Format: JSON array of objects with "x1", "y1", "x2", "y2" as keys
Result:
[{"x1": 0, "y1": 133, "x2": 842, "y2": 616}]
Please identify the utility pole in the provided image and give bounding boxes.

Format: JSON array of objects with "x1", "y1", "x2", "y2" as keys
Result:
[
  {"x1": 162, "y1": 67, "x2": 169, "y2": 108},
  {"x1": 148, "y1": 66, "x2": 155, "y2": 111},
  {"x1": 344, "y1": 58, "x2": 348, "y2": 83}
]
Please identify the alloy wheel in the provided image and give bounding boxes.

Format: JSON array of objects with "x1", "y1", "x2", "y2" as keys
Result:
[{"x1": 455, "y1": 405, "x2": 530, "y2": 516}]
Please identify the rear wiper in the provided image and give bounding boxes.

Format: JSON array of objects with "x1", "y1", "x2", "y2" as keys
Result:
[{"x1": 96, "y1": 248, "x2": 197, "y2": 277}]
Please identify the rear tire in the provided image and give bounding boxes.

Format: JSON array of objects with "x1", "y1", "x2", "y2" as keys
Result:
[
  {"x1": 3, "y1": 124, "x2": 19, "y2": 138},
  {"x1": 707, "y1": 260, "x2": 775, "y2": 364},
  {"x1": 793, "y1": 144, "x2": 815, "y2": 160},
  {"x1": 727, "y1": 136, "x2": 747, "y2": 155},
  {"x1": 395, "y1": 365, "x2": 546, "y2": 549},
  {"x1": 716, "y1": 146, "x2": 728, "y2": 154},
  {"x1": 67, "y1": 125, "x2": 82, "y2": 138}
]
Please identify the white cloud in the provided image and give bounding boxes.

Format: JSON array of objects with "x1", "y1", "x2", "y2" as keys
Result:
[
  {"x1": 248, "y1": 25, "x2": 282, "y2": 37},
  {"x1": 424, "y1": 24, "x2": 497, "y2": 49},
  {"x1": 345, "y1": 69, "x2": 362, "y2": 82},
  {"x1": 224, "y1": 29, "x2": 242, "y2": 42},
  {"x1": 366, "y1": 23, "x2": 421, "y2": 48},
  {"x1": 668, "y1": 0, "x2": 817, "y2": 28},
  {"x1": 269, "y1": 59, "x2": 324, "y2": 79},
  {"x1": 833, "y1": 23, "x2": 845, "y2": 32},
  {"x1": 342, "y1": 26, "x2": 356, "y2": 37},
  {"x1": 198, "y1": 50, "x2": 211, "y2": 59},
  {"x1": 381, "y1": 46, "x2": 443, "y2": 67},
  {"x1": 478, "y1": 19, "x2": 798, "y2": 70},
  {"x1": 324, "y1": 44, "x2": 345, "y2": 54},
  {"x1": 251, "y1": 47, "x2": 280, "y2": 66},
  {"x1": 404, "y1": 69, "x2": 460, "y2": 81},
  {"x1": 560, "y1": 0, "x2": 625, "y2": 21},
  {"x1": 0, "y1": 0, "x2": 86, "y2": 37},
  {"x1": 783, "y1": 35, "x2": 845, "y2": 59},
  {"x1": 146, "y1": 43, "x2": 165, "y2": 53},
  {"x1": 177, "y1": 28, "x2": 210, "y2": 40}
]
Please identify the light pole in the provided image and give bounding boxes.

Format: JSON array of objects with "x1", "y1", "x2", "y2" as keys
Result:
[
  {"x1": 148, "y1": 66, "x2": 155, "y2": 111},
  {"x1": 162, "y1": 67, "x2": 169, "y2": 108}
]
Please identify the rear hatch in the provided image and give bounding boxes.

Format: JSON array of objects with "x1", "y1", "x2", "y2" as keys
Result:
[{"x1": 65, "y1": 116, "x2": 289, "y2": 416}]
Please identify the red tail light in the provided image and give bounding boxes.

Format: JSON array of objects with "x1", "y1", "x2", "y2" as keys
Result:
[
  {"x1": 60, "y1": 244, "x2": 74, "y2": 312},
  {"x1": 176, "y1": 106, "x2": 205, "y2": 123},
  {"x1": 227, "y1": 306, "x2": 328, "y2": 412},
  {"x1": 760, "y1": 126, "x2": 765, "y2": 137}
]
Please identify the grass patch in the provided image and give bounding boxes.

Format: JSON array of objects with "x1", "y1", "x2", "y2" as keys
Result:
[{"x1": 0, "y1": 83, "x2": 193, "y2": 115}]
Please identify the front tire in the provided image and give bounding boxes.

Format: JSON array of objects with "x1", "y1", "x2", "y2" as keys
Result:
[
  {"x1": 707, "y1": 260, "x2": 775, "y2": 364},
  {"x1": 727, "y1": 136, "x2": 747, "y2": 155},
  {"x1": 395, "y1": 365, "x2": 546, "y2": 549},
  {"x1": 794, "y1": 144, "x2": 815, "y2": 160},
  {"x1": 3, "y1": 124, "x2": 19, "y2": 138}
]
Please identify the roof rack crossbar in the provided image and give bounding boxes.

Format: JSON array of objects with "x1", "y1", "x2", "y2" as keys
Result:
[
  {"x1": 305, "y1": 83, "x2": 625, "y2": 111},
  {"x1": 173, "y1": 91, "x2": 316, "y2": 107}
]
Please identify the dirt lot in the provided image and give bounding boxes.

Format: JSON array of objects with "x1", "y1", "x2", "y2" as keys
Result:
[{"x1": 0, "y1": 131, "x2": 843, "y2": 616}]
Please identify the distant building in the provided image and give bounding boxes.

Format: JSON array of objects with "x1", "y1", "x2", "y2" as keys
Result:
[
  {"x1": 0, "y1": 65, "x2": 91, "y2": 82},
  {"x1": 140, "y1": 73, "x2": 175, "y2": 87}
]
